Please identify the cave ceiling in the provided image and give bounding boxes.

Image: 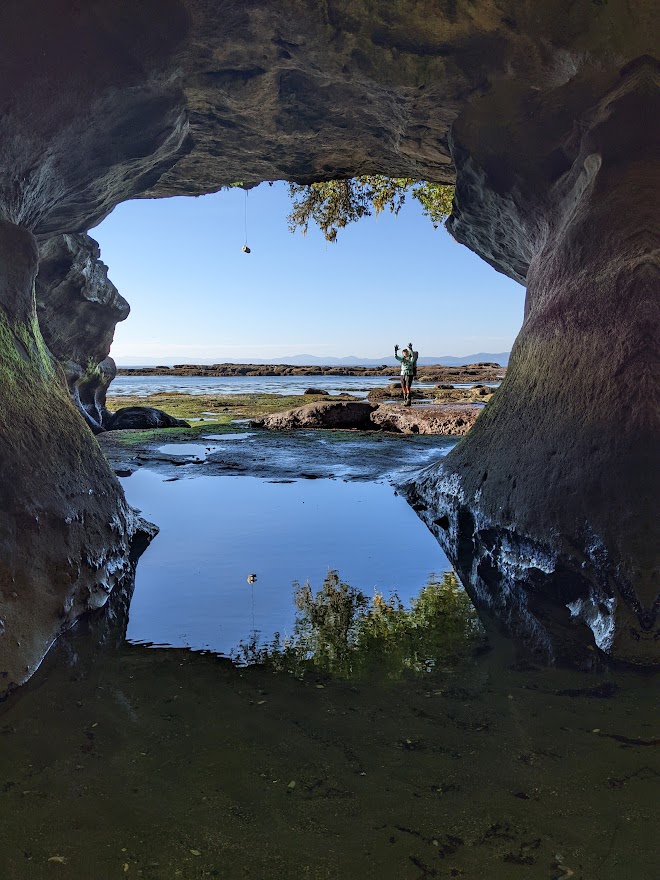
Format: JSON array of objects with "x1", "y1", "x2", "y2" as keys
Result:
[{"x1": 0, "y1": 0, "x2": 656, "y2": 260}]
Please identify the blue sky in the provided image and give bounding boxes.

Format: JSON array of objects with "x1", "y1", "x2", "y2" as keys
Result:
[{"x1": 92, "y1": 181, "x2": 525, "y2": 361}]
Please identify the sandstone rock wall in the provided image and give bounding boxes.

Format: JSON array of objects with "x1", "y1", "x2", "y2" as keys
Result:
[
  {"x1": 35, "y1": 233, "x2": 129, "y2": 432},
  {"x1": 406, "y1": 58, "x2": 660, "y2": 666},
  {"x1": 0, "y1": 222, "x2": 148, "y2": 695}
]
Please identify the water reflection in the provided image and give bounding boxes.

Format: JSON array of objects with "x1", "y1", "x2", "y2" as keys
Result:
[
  {"x1": 1, "y1": 566, "x2": 656, "y2": 880},
  {"x1": 233, "y1": 570, "x2": 484, "y2": 678},
  {"x1": 120, "y1": 471, "x2": 452, "y2": 656}
]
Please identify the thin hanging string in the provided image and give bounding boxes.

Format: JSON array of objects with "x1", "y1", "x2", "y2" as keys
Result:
[{"x1": 244, "y1": 189, "x2": 249, "y2": 247}]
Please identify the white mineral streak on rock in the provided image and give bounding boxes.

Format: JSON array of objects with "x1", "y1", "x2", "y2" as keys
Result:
[{"x1": 567, "y1": 597, "x2": 616, "y2": 653}]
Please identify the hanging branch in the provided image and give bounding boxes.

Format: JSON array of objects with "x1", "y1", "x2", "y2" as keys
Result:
[{"x1": 287, "y1": 176, "x2": 454, "y2": 242}]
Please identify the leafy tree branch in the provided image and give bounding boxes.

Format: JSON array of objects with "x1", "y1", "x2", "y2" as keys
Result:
[{"x1": 287, "y1": 176, "x2": 454, "y2": 242}]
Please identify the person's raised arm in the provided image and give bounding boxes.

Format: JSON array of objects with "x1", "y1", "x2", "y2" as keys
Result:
[{"x1": 394, "y1": 343, "x2": 402, "y2": 362}]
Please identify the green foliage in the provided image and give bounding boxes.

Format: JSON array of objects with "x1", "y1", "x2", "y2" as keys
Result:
[
  {"x1": 234, "y1": 569, "x2": 483, "y2": 679},
  {"x1": 292, "y1": 571, "x2": 370, "y2": 670},
  {"x1": 287, "y1": 177, "x2": 454, "y2": 242}
]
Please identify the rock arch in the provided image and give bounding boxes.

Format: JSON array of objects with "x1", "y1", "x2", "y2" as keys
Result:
[{"x1": 0, "y1": 0, "x2": 657, "y2": 688}]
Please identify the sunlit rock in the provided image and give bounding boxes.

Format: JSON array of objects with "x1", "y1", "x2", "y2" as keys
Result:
[
  {"x1": 370, "y1": 403, "x2": 481, "y2": 435},
  {"x1": 252, "y1": 400, "x2": 377, "y2": 430}
]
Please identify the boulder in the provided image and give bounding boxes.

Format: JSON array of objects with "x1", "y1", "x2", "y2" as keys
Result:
[
  {"x1": 106, "y1": 407, "x2": 191, "y2": 430},
  {"x1": 367, "y1": 385, "x2": 400, "y2": 403},
  {"x1": 304, "y1": 388, "x2": 329, "y2": 395},
  {"x1": 252, "y1": 401, "x2": 377, "y2": 430},
  {"x1": 370, "y1": 404, "x2": 481, "y2": 435}
]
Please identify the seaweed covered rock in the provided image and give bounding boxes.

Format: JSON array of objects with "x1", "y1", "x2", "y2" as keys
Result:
[{"x1": 106, "y1": 407, "x2": 191, "y2": 430}]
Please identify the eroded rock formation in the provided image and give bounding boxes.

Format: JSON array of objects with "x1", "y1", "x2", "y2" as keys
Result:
[
  {"x1": 406, "y1": 58, "x2": 660, "y2": 666},
  {"x1": 36, "y1": 233, "x2": 129, "y2": 432},
  {"x1": 0, "y1": 0, "x2": 657, "y2": 683},
  {"x1": 371, "y1": 403, "x2": 480, "y2": 436},
  {"x1": 254, "y1": 400, "x2": 480, "y2": 434},
  {"x1": 0, "y1": 222, "x2": 152, "y2": 693},
  {"x1": 252, "y1": 400, "x2": 377, "y2": 431}
]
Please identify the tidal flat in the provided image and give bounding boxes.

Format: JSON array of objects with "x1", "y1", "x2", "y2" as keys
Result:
[{"x1": 103, "y1": 384, "x2": 494, "y2": 434}]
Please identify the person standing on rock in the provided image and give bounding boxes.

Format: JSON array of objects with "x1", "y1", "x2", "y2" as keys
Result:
[{"x1": 394, "y1": 342, "x2": 418, "y2": 406}]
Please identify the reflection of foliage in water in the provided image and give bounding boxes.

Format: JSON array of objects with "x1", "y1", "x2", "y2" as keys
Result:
[{"x1": 233, "y1": 570, "x2": 484, "y2": 679}]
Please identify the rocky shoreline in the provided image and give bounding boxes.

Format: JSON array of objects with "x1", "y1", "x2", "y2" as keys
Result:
[
  {"x1": 117, "y1": 362, "x2": 505, "y2": 383},
  {"x1": 104, "y1": 383, "x2": 494, "y2": 436},
  {"x1": 252, "y1": 400, "x2": 482, "y2": 435}
]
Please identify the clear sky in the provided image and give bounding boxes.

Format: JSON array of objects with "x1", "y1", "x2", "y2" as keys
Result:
[{"x1": 92, "y1": 181, "x2": 525, "y2": 362}]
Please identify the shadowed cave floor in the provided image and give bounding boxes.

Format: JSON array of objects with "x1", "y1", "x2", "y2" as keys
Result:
[{"x1": 0, "y1": 632, "x2": 656, "y2": 880}]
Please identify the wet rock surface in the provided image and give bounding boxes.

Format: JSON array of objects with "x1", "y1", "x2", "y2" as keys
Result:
[
  {"x1": 98, "y1": 426, "x2": 456, "y2": 484},
  {"x1": 251, "y1": 400, "x2": 377, "y2": 431},
  {"x1": 0, "y1": 610, "x2": 655, "y2": 880},
  {"x1": 105, "y1": 406, "x2": 191, "y2": 431},
  {"x1": 370, "y1": 403, "x2": 481, "y2": 436}
]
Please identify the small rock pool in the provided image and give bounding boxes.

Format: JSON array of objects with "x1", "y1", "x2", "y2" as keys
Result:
[{"x1": 121, "y1": 469, "x2": 451, "y2": 657}]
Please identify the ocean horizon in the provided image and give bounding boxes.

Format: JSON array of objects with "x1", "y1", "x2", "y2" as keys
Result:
[{"x1": 112, "y1": 350, "x2": 510, "y2": 368}]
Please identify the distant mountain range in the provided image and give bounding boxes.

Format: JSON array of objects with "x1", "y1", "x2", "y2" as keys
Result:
[{"x1": 114, "y1": 352, "x2": 510, "y2": 367}]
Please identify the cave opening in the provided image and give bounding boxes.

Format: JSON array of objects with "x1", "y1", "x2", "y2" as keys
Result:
[
  {"x1": 0, "y1": 1, "x2": 657, "y2": 875},
  {"x1": 79, "y1": 181, "x2": 522, "y2": 662}
]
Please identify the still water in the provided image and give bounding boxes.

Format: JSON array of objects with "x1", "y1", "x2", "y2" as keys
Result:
[
  {"x1": 122, "y1": 471, "x2": 450, "y2": 656},
  {"x1": 110, "y1": 374, "x2": 501, "y2": 397},
  {"x1": 111, "y1": 374, "x2": 394, "y2": 397}
]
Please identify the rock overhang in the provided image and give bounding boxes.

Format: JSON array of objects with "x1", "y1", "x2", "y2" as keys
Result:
[{"x1": 0, "y1": 1, "x2": 655, "y2": 247}]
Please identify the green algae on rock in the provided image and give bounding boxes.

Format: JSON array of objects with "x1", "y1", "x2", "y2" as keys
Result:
[{"x1": 0, "y1": 222, "x2": 151, "y2": 696}]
